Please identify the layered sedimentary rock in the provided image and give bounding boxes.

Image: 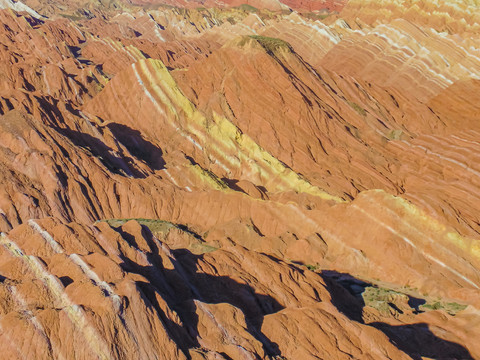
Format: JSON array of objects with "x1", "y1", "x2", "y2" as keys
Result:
[
  {"x1": 0, "y1": 219, "x2": 416, "y2": 359},
  {"x1": 0, "y1": 0, "x2": 479, "y2": 358}
]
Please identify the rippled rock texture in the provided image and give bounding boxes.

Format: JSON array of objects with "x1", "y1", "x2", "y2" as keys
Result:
[{"x1": 0, "y1": 0, "x2": 479, "y2": 358}]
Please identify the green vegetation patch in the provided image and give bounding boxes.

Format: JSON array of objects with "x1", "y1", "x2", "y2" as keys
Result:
[
  {"x1": 245, "y1": 35, "x2": 292, "y2": 53},
  {"x1": 362, "y1": 285, "x2": 468, "y2": 316},
  {"x1": 346, "y1": 100, "x2": 366, "y2": 117},
  {"x1": 362, "y1": 286, "x2": 409, "y2": 314},
  {"x1": 386, "y1": 129, "x2": 404, "y2": 140},
  {"x1": 97, "y1": 218, "x2": 175, "y2": 236},
  {"x1": 236, "y1": 4, "x2": 258, "y2": 12},
  {"x1": 60, "y1": 14, "x2": 85, "y2": 21},
  {"x1": 301, "y1": 12, "x2": 331, "y2": 21},
  {"x1": 190, "y1": 243, "x2": 218, "y2": 254},
  {"x1": 97, "y1": 218, "x2": 219, "y2": 254},
  {"x1": 420, "y1": 301, "x2": 467, "y2": 315},
  {"x1": 362, "y1": 286, "x2": 405, "y2": 303}
]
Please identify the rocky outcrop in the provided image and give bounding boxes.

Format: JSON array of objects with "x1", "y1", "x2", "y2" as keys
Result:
[
  {"x1": 0, "y1": 0, "x2": 479, "y2": 358},
  {"x1": 0, "y1": 218, "x2": 415, "y2": 359}
]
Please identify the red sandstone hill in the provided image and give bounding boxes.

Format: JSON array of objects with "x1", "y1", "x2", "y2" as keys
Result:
[
  {"x1": 0, "y1": 0, "x2": 479, "y2": 358},
  {"x1": 126, "y1": 0, "x2": 347, "y2": 12}
]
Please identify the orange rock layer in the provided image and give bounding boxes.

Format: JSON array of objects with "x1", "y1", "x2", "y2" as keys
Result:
[{"x1": 0, "y1": 0, "x2": 479, "y2": 359}]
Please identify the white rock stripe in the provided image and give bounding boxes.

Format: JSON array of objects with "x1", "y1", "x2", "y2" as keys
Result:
[
  {"x1": 69, "y1": 254, "x2": 122, "y2": 311},
  {"x1": 28, "y1": 220, "x2": 63, "y2": 254},
  {"x1": 78, "y1": 111, "x2": 104, "y2": 139},
  {"x1": 351, "y1": 204, "x2": 480, "y2": 290},
  {"x1": 163, "y1": 169, "x2": 179, "y2": 186},
  {"x1": 368, "y1": 201, "x2": 480, "y2": 284},
  {"x1": 27, "y1": 221, "x2": 124, "y2": 311},
  {"x1": 27, "y1": 222, "x2": 141, "y2": 349},
  {"x1": 289, "y1": 17, "x2": 341, "y2": 44},
  {"x1": 42, "y1": 68, "x2": 51, "y2": 96},
  {"x1": 134, "y1": 60, "x2": 327, "y2": 198},
  {"x1": 0, "y1": 233, "x2": 113, "y2": 360},
  {"x1": 450, "y1": 134, "x2": 480, "y2": 147},
  {"x1": 8, "y1": 286, "x2": 66, "y2": 360},
  {"x1": 374, "y1": 200, "x2": 471, "y2": 254},
  {"x1": 420, "y1": 135, "x2": 480, "y2": 163},
  {"x1": 133, "y1": 60, "x2": 225, "y2": 180},
  {"x1": 390, "y1": 140, "x2": 480, "y2": 179},
  {"x1": 410, "y1": 141, "x2": 480, "y2": 178},
  {"x1": 69, "y1": 23, "x2": 85, "y2": 42},
  {"x1": 163, "y1": 168, "x2": 194, "y2": 192},
  {"x1": 67, "y1": 77, "x2": 81, "y2": 103},
  {"x1": 132, "y1": 61, "x2": 204, "y2": 151},
  {"x1": 0, "y1": 0, "x2": 43, "y2": 19}
]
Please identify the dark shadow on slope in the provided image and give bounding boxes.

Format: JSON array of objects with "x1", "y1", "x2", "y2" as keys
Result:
[
  {"x1": 55, "y1": 127, "x2": 140, "y2": 177},
  {"x1": 59, "y1": 275, "x2": 73, "y2": 287},
  {"x1": 107, "y1": 123, "x2": 166, "y2": 171},
  {"x1": 35, "y1": 96, "x2": 67, "y2": 125},
  {"x1": 408, "y1": 296, "x2": 426, "y2": 313},
  {"x1": 23, "y1": 14, "x2": 44, "y2": 28},
  {"x1": 114, "y1": 224, "x2": 284, "y2": 359},
  {"x1": 41, "y1": 101, "x2": 165, "y2": 177},
  {"x1": 371, "y1": 322, "x2": 473, "y2": 360},
  {"x1": 320, "y1": 270, "x2": 473, "y2": 360},
  {"x1": 55, "y1": 126, "x2": 165, "y2": 178},
  {"x1": 171, "y1": 248, "x2": 283, "y2": 356},
  {"x1": 320, "y1": 270, "x2": 367, "y2": 322},
  {"x1": 221, "y1": 178, "x2": 248, "y2": 195}
]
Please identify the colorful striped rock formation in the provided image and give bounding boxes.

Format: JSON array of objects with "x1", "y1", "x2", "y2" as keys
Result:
[{"x1": 0, "y1": 0, "x2": 479, "y2": 358}]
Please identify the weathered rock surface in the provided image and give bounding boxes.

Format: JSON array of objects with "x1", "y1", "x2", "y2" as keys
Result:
[{"x1": 0, "y1": 0, "x2": 479, "y2": 358}]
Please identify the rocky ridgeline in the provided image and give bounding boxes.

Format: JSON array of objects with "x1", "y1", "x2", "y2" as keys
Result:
[{"x1": 0, "y1": 0, "x2": 479, "y2": 358}]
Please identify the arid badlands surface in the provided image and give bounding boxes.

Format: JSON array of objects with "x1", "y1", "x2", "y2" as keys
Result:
[{"x1": 0, "y1": 0, "x2": 480, "y2": 358}]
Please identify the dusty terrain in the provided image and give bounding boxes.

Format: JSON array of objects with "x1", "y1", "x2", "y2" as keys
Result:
[{"x1": 0, "y1": 0, "x2": 479, "y2": 358}]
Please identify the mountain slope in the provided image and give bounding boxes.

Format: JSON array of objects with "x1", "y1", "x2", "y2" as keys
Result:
[{"x1": 0, "y1": 0, "x2": 479, "y2": 358}]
